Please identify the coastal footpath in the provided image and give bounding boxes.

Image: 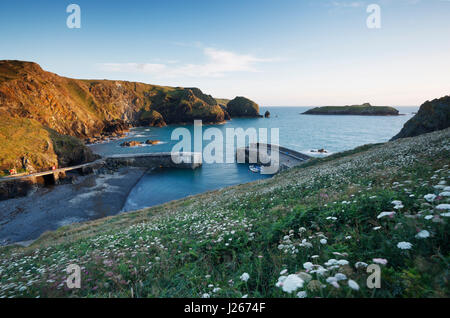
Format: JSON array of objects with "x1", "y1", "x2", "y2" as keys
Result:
[
  {"x1": 1, "y1": 126, "x2": 449, "y2": 297},
  {"x1": 0, "y1": 60, "x2": 260, "y2": 175},
  {"x1": 302, "y1": 103, "x2": 399, "y2": 116}
]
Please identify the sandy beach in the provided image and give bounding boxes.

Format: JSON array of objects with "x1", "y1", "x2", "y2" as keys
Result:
[{"x1": 0, "y1": 167, "x2": 147, "y2": 246}]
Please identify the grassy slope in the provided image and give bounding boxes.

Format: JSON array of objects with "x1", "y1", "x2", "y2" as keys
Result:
[{"x1": 0, "y1": 129, "x2": 449, "y2": 298}]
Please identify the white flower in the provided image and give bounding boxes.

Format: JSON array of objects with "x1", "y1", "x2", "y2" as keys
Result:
[
  {"x1": 373, "y1": 226, "x2": 382, "y2": 230},
  {"x1": 348, "y1": 280, "x2": 360, "y2": 291},
  {"x1": 439, "y1": 191, "x2": 450, "y2": 197},
  {"x1": 278, "y1": 274, "x2": 304, "y2": 293},
  {"x1": 303, "y1": 262, "x2": 314, "y2": 271},
  {"x1": 213, "y1": 287, "x2": 221, "y2": 293},
  {"x1": 415, "y1": 230, "x2": 430, "y2": 239},
  {"x1": 242, "y1": 294, "x2": 248, "y2": 298},
  {"x1": 240, "y1": 273, "x2": 250, "y2": 282},
  {"x1": 424, "y1": 194, "x2": 437, "y2": 202},
  {"x1": 397, "y1": 242, "x2": 413, "y2": 250},
  {"x1": 436, "y1": 204, "x2": 450, "y2": 210},
  {"x1": 334, "y1": 273, "x2": 347, "y2": 281},
  {"x1": 424, "y1": 215, "x2": 434, "y2": 220},
  {"x1": 337, "y1": 259, "x2": 349, "y2": 266},
  {"x1": 297, "y1": 291, "x2": 307, "y2": 298},
  {"x1": 441, "y1": 212, "x2": 450, "y2": 217},
  {"x1": 320, "y1": 239, "x2": 327, "y2": 245},
  {"x1": 280, "y1": 269, "x2": 288, "y2": 275},
  {"x1": 355, "y1": 262, "x2": 368, "y2": 269},
  {"x1": 377, "y1": 211, "x2": 396, "y2": 219},
  {"x1": 202, "y1": 293, "x2": 210, "y2": 298},
  {"x1": 372, "y1": 258, "x2": 388, "y2": 265}
]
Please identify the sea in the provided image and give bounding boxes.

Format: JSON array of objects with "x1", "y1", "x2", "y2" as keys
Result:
[{"x1": 89, "y1": 106, "x2": 419, "y2": 211}]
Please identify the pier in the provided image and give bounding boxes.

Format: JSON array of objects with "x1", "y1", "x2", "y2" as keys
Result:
[{"x1": 236, "y1": 143, "x2": 310, "y2": 173}]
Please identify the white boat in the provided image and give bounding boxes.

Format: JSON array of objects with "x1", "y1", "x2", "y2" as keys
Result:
[{"x1": 249, "y1": 165, "x2": 261, "y2": 173}]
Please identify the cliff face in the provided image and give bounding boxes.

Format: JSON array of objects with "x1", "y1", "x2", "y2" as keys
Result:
[
  {"x1": 391, "y1": 95, "x2": 450, "y2": 140},
  {"x1": 0, "y1": 60, "x2": 228, "y2": 138},
  {"x1": 226, "y1": 96, "x2": 260, "y2": 117},
  {"x1": 0, "y1": 60, "x2": 243, "y2": 173},
  {"x1": 303, "y1": 103, "x2": 399, "y2": 116}
]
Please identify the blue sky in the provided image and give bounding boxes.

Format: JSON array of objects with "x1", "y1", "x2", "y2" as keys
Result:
[{"x1": 0, "y1": 0, "x2": 449, "y2": 106}]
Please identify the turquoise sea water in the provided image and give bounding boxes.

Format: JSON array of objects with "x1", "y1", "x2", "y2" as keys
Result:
[{"x1": 89, "y1": 106, "x2": 419, "y2": 211}]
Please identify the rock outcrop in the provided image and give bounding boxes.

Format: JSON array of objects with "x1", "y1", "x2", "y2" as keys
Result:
[
  {"x1": 303, "y1": 103, "x2": 399, "y2": 116},
  {"x1": 226, "y1": 97, "x2": 260, "y2": 117},
  {"x1": 391, "y1": 95, "x2": 450, "y2": 140},
  {"x1": 0, "y1": 60, "x2": 257, "y2": 173}
]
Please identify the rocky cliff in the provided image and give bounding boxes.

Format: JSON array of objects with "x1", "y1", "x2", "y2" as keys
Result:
[
  {"x1": 391, "y1": 95, "x2": 450, "y2": 140},
  {"x1": 226, "y1": 96, "x2": 260, "y2": 117},
  {"x1": 0, "y1": 60, "x2": 257, "y2": 173}
]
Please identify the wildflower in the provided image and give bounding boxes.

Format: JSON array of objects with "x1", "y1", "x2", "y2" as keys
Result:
[
  {"x1": 326, "y1": 277, "x2": 340, "y2": 289},
  {"x1": 242, "y1": 294, "x2": 248, "y2": 298},
  {"x1": 297, "y1": 291, "x2": 307, "y2": 298},
  {"x1": 303, "y1": 262, "x2": 314, "y2": 271},
  {"x1": 397, "y1": 242, "x2": 413, "y2": 250},
  {"x1": 355, "y1": 262, "x2": 368, "y2": 269},
  {"x1": 337, "y1": 259, "x2": 349, "y2": 266},
  {"x1": 439, "y1": 191, "x2": 450, "y2": 197},
  {"x1": 441, "y1": 212, "x2": 450, "y2": 217},
  {"x1": 424, "y1": 194, "x2": 437, "y2": 202},
  {"x1": 320, "y1": 239, "x2": 327, "y2": 245},
  {"x1": 415, "y1": 230, "x2": 430, "y2": 239},
  {"x1": 240, "y1": 272, "x2": 250, "y2": 282},
  {"x1": 373, "y1": 226, "x2": 382, "y2": 230},
  {"x1": 377, "y1": 211, "x2": 396, "y2": 219},
  {"x1": 348, "y1": 280, "x2": 360, "y2": 291},
  {"x1": 202, "y1": 293, "x2": 210, "y2": 298},
  {"x1": 280, "y1": 269, "x2": 288, "y2": 275},
  {"x1": 277, "y1": 274, "x2": 304, "y2": 293},
  {"x1": 213, "y1": 287, "x2": 221, "y2": 293},
  {"x1": 373, "y1": 258, "x2": 388, "y2": 265},
  {"x1": 424, "y1": 215, "x2": 434, "y2": 220},
  {"x1": 436, "y1": 204, "x2": 450, "y2": 210},
  {"x1": 334, "y1": 273, "x2": 347, "y2": 281}
]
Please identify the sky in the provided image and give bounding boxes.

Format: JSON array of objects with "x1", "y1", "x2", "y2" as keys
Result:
[{"x1": 0, "y1": 0, "x2": 449, "y2": 106}]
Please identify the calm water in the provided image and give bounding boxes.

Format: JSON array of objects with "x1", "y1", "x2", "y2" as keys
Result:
[{"x1": 89, "y1": 106, "x2": 418, "y2": 211}]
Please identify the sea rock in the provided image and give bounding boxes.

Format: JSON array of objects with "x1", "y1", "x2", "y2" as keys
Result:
[
  {"x1": 391, "y1": 95, "x2": 450, "y2": 140},
  {"x1": 120, "y1": 141, "x2": 142, "y2": 147},
  {"x1": 226, "y1": 96, "x2": 260, "y2": 117},
  {"x1": 264, "y1": 110, "x2": 271, "y2": 118},
  {"x1": 145, "y1": 139, "x2": 161, "y2": 145}
]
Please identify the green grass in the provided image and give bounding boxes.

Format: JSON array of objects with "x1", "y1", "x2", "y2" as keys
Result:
[{"x1": 0, "y1": 129, "x2": 449, "y2": 298}]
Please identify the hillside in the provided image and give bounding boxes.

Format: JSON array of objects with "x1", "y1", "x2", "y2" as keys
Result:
[
  {"x1": 303, "y1": 103, "x2": 399, "y2": 116},
  {"x1": 1, "y1": 128, "x2": 448, "y2": 298},
  {"x1": 392, "y1": 95, "x2": 450, "y2": 140},
  {"x1": 0, "y1": 60, "x2": 257, "y2": 173}
]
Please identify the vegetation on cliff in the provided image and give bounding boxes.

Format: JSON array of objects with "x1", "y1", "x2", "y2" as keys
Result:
[
  {"x1": 303, "y1": 103, "x2": 399, "y2": 116},
  {"x1": 226, "y1": 96, "x2": 260, "y2": 117},
  {"x1": 391, "y1": 95, "x2": 450, "y2": 140},
  {"x1": 0, "y1": 60, "x2": 256, "y2": 172},
  {"x1": 1, "y1": 128, "x2": 448, "y2": 297},
  {"x1": 0, "y1": 117, "x2": 96, "y2": 175}
]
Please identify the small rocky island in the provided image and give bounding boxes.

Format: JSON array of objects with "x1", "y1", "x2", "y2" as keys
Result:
[{"x1": 302, "y1": 103, "x2": 399, "y2": 116}]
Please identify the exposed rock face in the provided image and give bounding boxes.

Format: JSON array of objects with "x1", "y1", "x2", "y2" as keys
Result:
[
  {"x1": 391, "y1": 95, "x2": 450, "y2": 140},
  {"x1": 120, "y1": 141, "x2": 142, "y2": 147},
  {"x1": 145, "y1": 140, "x2": 160, "y2": 145},
  {"x1": 303, "y1": 103, "x2": 399, "y2": 116},
  {"x1": 264, "y1": 110, "x2": 271, "y2": 118},
  {"x1": 0, "y1": 60, "x2": 257, "y2": 173},
  {"x1": 226, "y1": 96, "x2": 260, "y2": 117}
]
